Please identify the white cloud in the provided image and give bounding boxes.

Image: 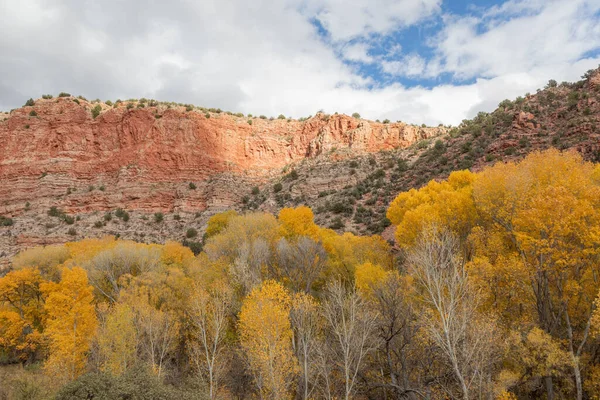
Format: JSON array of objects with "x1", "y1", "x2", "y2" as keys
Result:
[
  {"x1": 428, "y1": 0, "x2": 600, "y2": 79},
  {"x1": 299, "y1": 0, "x2": 442, "y2": 41},
  {"x1": 0, "y1": 0, "x2": 599, "y2": 127},
  {"x1": 382, "y1": 54, "x2": 427, "y2": 77},
  {"x1": 341, "y1": 42, "x2": 374, "y2": 63}
]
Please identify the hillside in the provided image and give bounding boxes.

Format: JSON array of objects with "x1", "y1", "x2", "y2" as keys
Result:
[
  {"x1": 0, "y1": 67, "x2": 599, "y2": 267},
  {"x1": 254, "y1": 67, "x2": 600, "y2": 238},
  {"x1": 0, "y1": 99, "x2": 444, "y2": 267}
]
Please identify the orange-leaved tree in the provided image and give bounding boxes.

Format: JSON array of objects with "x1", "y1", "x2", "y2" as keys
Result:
[
  {"x1": 42, "y1": 267, "x2": 97, "y2": 382},
  {"x1": 0, "y1": 267, "x2": 45, "y2": 364}
]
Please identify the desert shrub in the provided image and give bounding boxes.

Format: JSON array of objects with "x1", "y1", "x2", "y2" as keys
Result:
[
  {"x1": 329, "y1": 217, "x2": 345, "y2": 229},
  {"x1": 251, "y1": 187, "x2": 260, "y2": 195},
  {"x1": 273, "y1": 183, "x2": 282, "y2": 193},
  {"x1": 55, "y1": 365, "x2": 194, "y2": 400},
  {"x1": 330, "y1": 202, "x2": 353, "y2": 215},
  {"x1": 94, "y1": 221, "x2": 105, "y2": 228},
  {"x1": 115, "y1": 208, "x2": 130, "y2": 222},
  {"x1": 25, "y1": 98, "x2": 35, "y2": 106},
  {"x1": 0, "y1": 215, "x2": 14, "y2": 226},
  {"x1": 154, "y1": 213, "x2": 164, "y2": 223},
  {"x1": 29, "y1": 110, "x2": 37, "y2": 117},
  {"x1": 42, "y1": 94, "x2": 53, "y2": 99},
  {"x1": 48, "y1": 207, "x2": 63, "y2": 218},
  {"x1": 382, "y1": 119, "x2": 390, "y2": 124},
  {"x1": 189, "y1": 182, "x2": 197, "y2": 190},
  {"x1": 92, "y1": 105, "x2": 102, "y2": 119},
  {"x1": 186, "y1": 228, "x2": 198, "y2": 238},
  {"x1": 173, "y1": 214, "x2": 181, "y2": 221},
  {"x1": 58, "y1": 92, "x2": 71, "y2": 97},
  {"x1": 286, "y1": 170, "x2": 298, "y2": 180},
  {"x1": 182, "y1": 239, "x2": 203, "y2": 256},
  {"x1": 67, "y1": 228, "x2": 77, "y2": 236},
  {"x1": 352, "y1": 112, "x2": 360, "y2": 118},
  {"x1": 259, "y1": 115, "x2": 267, "y2": 119}
]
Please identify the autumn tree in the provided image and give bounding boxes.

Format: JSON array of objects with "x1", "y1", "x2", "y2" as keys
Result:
[
  {"x1": 0, "y1": 267, "x2": 45, "y2": 364},
  {"x1": 12, "y1": 244, "x2": 70, "y2": 281},
  {"x1": 290, "y1": 292, "x2": 321, "y2": 399},
  {"x1": 188, "y1": 280, "x2": 234, "y2": 399},
  {"x1": 275, "y1": 236, "x2": 327, "y2": 293},
  {"x1": 204, "y1": 210, "x2": 239, "y2": 239},
  {"x1": 407, "y1": 228, "x2": 500, "y2": 400},
  {"x1": 83, "y1": 241, "x2": 162, "y2": 302},
  {"x1": 363, "y1": 269, "x2": 428, "y2": 398},
  {"x1": 97, "y1": 302, "x2": 138, "y2": 375},
  {"x1": 122, "y1": 285, "x2": 179, "y2": 379},
  {"x1": 239, "y1": 280, "x2": 297, "y2": 399},
  {"x1": 321, "y1": 280, "x2": 378, "y2": 400},
  {"x1": 278, "y1": 206, "x2": 320, "y2": 240},
  {"x1": 387, "y1": 170, "x2": 477, "y2": 248},
  {"x1": 42, "y1": 267, "x2": 98, "y2": 382},
  {"x1": 472, "y1": 149, "x2": 600, "y2": 399}
]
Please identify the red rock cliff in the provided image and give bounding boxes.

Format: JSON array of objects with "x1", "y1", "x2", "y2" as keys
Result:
[{"x1": 0, "y1": 97, "x2": 445, "y2": 215}]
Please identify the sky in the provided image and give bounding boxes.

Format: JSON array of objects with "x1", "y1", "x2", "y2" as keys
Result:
[{"x1": 1, "y1": 0, "x2": 599, "y2": 125}]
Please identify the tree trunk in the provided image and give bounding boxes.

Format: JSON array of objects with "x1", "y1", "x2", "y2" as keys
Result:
[{"x1": 544, "y1": 376, "x2": 554, "y2": 400}]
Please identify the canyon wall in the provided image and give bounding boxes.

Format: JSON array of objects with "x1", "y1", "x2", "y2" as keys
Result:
[{"x1": 0, "y1": 97, "x2": 445, "y2": 264}]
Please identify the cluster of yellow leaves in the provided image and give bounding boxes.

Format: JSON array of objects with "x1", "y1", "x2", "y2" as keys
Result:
[
  {"x1": 354, "y1": 262, "x2": 389, "y2": 297},
  {"x1": 239, "y1": 280, "x2": 297, "y2": 399},
  {"x1": 0, "y1": 267, "x2": 45, "y2": 362},
  {"x1": 387, "y1": 169, "x2": 477, "y2": 248},
  {"x1": 278, "y1": 206, "x2": 320, "y2": 240},
  {"x1": 205, "y1": 210, "x2": 238, "y2": 239},
  {"x1": 42, "y1": 267, "x2": 97, "y2": 382},
  {"x1": 11, "y1": 244, "x2": 69, "y2": 281},
  {"x1": 97, "y1": 302, "x2": 137, "y2": 375}
]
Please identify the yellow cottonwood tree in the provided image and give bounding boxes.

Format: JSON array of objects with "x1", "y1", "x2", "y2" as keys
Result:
[
  {"x1": 278, "y1": 206, "x2": 320, "y2": 240},
  {"x1": 387, "y1": 169, "x2": 477, "y2": 248},
  {"x1": 239, "y1": 280, "x2": 297, "y2": 399},
  {"x1": 205, "y1": 210, "x2": 239, "y2": 239},
  {"x1": 0, "y1": 267, "x2": 45, "y2": 363},
  {"x1": 97, "y1": 302, "x2": 138, "y2": 375},
  {"x1": 42, "y1": 267, "x2": 97, "y2": 382}
]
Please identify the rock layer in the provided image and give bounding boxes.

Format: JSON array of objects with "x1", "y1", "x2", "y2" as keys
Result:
[
  {"x1": 0, "y1": 98, "x2": 444, "y2": 215},
  {"x1": 0, "y1": 98, "x2": 445, "y2": 265}
]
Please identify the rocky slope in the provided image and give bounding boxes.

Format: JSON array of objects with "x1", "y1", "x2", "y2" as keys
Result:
[
  {"x1": 253, "y1": 67, "x2": 600, "y2": 240},
  {"x1": 0, "y1": 97, "x2": 444, "y2": 266},
  {"x1": 1, "y1": 67, "x2": 599, "y2": 268}
]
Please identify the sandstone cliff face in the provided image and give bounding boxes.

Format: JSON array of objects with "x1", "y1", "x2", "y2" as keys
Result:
[
  {"x1": 0, "y1": 97, "x2": 445, "y2": 265},
  {"x1": 0, "y1": 98, "x2": 444, "y2": 215}
]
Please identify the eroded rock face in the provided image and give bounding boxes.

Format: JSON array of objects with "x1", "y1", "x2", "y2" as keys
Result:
[{"x1": 0, "y1": 98, "x2": 445, "y2": 264}]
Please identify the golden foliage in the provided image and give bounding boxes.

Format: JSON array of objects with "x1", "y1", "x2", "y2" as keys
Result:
[
  {"x1": 387, "y1": 169, "x2": 477, "y2": 248},
  {"x1": 42, "y1": 267, "x2": 97, "y2": 382},
  {"x1": 12, "y1": 244, "x2": 70, "y2": 281},
  {"x1": 239, "y1": 280, "x2": 297, "y2": 399},
  {"x1": 354, "y1": 262, "x2": 389, "y2": 297},
  {"x1": 205, "y1": 210, "x2": 239, "y2": 239},
  {"x1": 278, "y1": 206, "x2": 320, "y2": 240},
  {"x1": 97, "y1": 302, "x2": 138, "y2": 375},
  {"x1": 0, "y1": 267, "x2": 45, "y2": 363}
]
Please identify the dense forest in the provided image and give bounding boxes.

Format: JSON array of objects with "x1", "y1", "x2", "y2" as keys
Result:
[{"x1": 2, "y1": 149, "x2": 600, "y2": 399}]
